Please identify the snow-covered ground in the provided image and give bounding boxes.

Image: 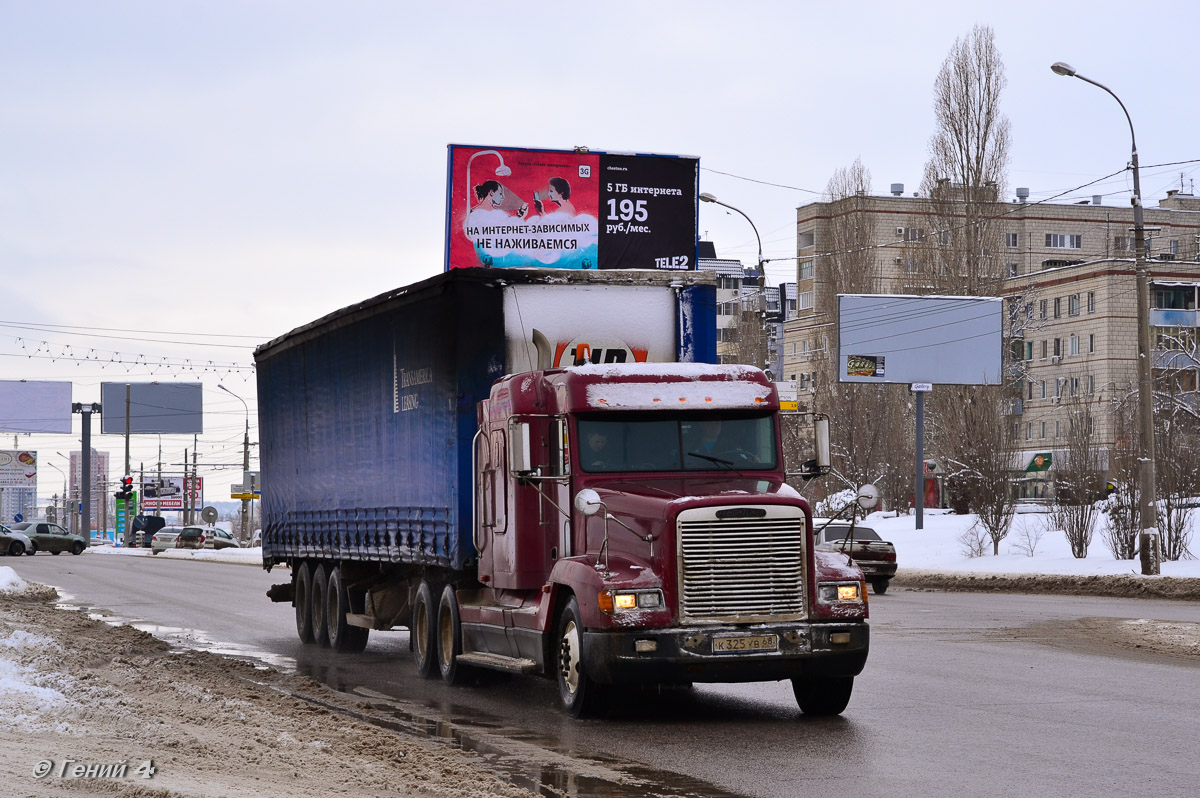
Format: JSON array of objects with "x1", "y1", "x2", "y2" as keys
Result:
[
  {"x1": 85, "y1": 543, "x2": 263, "y2": 565},
  {"x1": 863, "y1": 507, "x2": 1200, "y2": 579}
]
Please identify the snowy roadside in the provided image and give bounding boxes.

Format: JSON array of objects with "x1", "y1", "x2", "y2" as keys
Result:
[{"x1": 0, "y1": 566, "x2": 537, "y2": 798}]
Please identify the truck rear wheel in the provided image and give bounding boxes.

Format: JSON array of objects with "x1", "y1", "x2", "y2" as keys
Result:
[
  {"x1": 436, "y1": 584, "x2": 470, "y2": 685},
  {"x1": 556, "y1": 597, "x2": 607, "y2": 718},
  {"x1": 326, "y1": 567, "x2": 369, "y2": 654},
  {"x1": 792, "y1": 676, "x2": 854, "y2": 716},
  {"x1": 294, "y1": 561, "x2": 315, "y2": 644},
  {"x1": 310, "y1": 563, "x2": 330, "y2": 648},
  {"x1": 412, "y1": 581, "x2": 439, "y2": 678},
  {"x1": 872, "y1": 579, "x2": 890, "y2": 595}
]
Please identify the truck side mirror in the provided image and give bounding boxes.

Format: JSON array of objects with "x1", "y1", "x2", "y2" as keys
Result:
[
  {"x1": 573, "y1": 488, "x2": 603, "y2": 516},
  {"x1": 856, "y1": 484, "x2": 880, "y2": 511},
  {"x1": 508, "y1": 421, "x2": 534, "y2": 475}
]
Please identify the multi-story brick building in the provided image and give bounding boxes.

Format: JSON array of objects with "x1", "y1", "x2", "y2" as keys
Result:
[{"x1": 785, "y1": 186, "x2": 1200, "y2": 493}]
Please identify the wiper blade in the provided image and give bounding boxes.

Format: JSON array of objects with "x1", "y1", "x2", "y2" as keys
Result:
[{"x1": 687, "y1": 452, "x2": 735, "y2": 468}]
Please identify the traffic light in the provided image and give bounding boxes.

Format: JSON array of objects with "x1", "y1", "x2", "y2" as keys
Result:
[{"x1": 114, "y1": 476, "x2": 134, "y2": 501}]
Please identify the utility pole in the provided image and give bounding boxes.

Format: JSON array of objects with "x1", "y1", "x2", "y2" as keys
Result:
[{"x1": 218, "y1": 384, "x2": 251, "y2": 541}]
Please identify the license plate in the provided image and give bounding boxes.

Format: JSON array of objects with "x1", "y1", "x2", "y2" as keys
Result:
[{"x1": 712, "y1": 634, "x2": 778, "y2": 653}]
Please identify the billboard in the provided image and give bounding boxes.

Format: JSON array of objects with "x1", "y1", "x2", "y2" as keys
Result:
[
  {"x1": 141, "y1": 475, "x2": 203, "y2": 511},
  {"x1": 100, "y1": 382, "x2": 204, "y2": 435},
  {"x1": 837, "y1": 295, "x2": 1003, "y2": 385},
  {"x1": 0, "y1": 450, "x2": 37, "y2": 487},
  {"x1": 445, "y1": 144, "x2": 698, "y2": 272},
  {"x1": 0, "y1": 380, "x2": 72, "y2": 433}
]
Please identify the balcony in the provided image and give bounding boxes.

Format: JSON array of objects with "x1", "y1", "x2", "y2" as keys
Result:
[{"x1": 1150, "y1": 308, "x2": 1199, "y2": 328}]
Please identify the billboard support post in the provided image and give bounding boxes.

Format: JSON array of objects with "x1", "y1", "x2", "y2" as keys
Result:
[
  {"x1": 74, "y1": 402, "x2": 101, "y2": 543},
  {"x1": 914, "y1": 390, "x2": 925, "y2": 530}
]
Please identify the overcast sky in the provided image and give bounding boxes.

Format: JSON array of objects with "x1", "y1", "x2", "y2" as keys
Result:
[{"x1": 2, "y1": 0, "x2": 1198, "y2": 501}]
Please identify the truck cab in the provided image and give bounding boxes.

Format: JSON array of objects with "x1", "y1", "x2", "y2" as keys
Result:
[{"x1": 468, "y1": 363, "x2": 868, "y2": 716}]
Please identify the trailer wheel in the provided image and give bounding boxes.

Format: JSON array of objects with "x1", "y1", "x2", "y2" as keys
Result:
[
  {"x1": 792, "y1": 676, "x2": 854, "y2": 716},
  {"x1": 326, "y1": 567, "x2": 369, "y2": 654},
  {"x1": 556, "y1": 597, "x2": 607, "y2": 718},
  {"x1": 436, "y1": 584, "x2": 470, "y2": 685},
  {"x1": 294, "y1": 561, "x2": 315, "y2": 644},
  {"x1": 310, "y1": 563, "x2": 330, "y2": 648},
  {"x1": 412, "y1": 581, "x2": 439, "y2": 679}
]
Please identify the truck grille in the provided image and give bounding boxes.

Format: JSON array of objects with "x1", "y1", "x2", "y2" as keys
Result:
[{"x1": 677, "y1": 507, "x2": 807, "y2": 623}]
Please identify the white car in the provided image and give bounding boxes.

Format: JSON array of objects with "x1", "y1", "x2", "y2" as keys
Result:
[{"x1": 151, "y1": 525, "x2": 242, "y2": 553}]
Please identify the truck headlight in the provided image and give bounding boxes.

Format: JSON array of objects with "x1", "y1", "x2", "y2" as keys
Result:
[
  {"x1": 817, "y1": 581, "x2": 864, "y2": 604},
  {"x1": 598, "y1": 589, "x2": 664, "y2": 614}
]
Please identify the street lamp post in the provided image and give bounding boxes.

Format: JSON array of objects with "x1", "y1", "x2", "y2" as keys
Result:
[
  {"x1": 699, "y1": 192, "x2": 764, "y2": 276},
  {"x1": 218, "y1": 384, "x2": 251, "y2": 542},
  {"x1": 46, "y1": 461, "x2": 67, "y2": 528},
  {"x1": 1051, "y1": 61, "x2": 1159, "y2": 574}
]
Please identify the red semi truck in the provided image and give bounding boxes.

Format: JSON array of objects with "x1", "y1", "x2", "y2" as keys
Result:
[{"x1": 258, "y1": 268, "x2": 869, "y2": 717}]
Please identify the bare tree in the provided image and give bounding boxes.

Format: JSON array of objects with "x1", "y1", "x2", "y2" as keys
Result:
[
  {"x1": 1153, "y1": 334, "x2": 1200, "y2": 560},
  {"x1": 809, "y1": 159, "x2": 914, "y2": 510},
  {"x1": 916, "y1": 24, "x2": 1011, "y2": 298},
  {"x1": 940, "y1": 385, "x2": 1017, "y2": 554},
  {"x1": 1049, "y1": 398, "x2": 1103, "y2": 558}
]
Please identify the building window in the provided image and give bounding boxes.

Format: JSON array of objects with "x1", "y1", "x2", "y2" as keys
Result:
[
  {"x1": 1040, "y1": 421, "x2": 1047, "y2": 439},
  {"x1": 1088, "y1": 375, "x2": 1095, "y2": 394},
  {"x1": 1046, "y1": 233, "x2": 1082, "y2": 249},
  {"x1": 790, "y1": 342, "x2": 797, "y2": 355},
  {"x1": 1026, "y1": 422, "x2": 1033, "y2": 441},
  {"x1": 798, "y1": 373, "x2": 809, "y2": 390},
  {"x1": 799, "y1": 260, "x2": 814, "y2": 280},
  {"x1": 1171, "y1": 239, "x2": 1180, "y2": 256},
  {"x1": 1088, "y1": 416, "x2": 1094, "y2": 435},
  {"x1": 937, "y1": 230, "x2": 950, "y2": 245},
  {"x1": 1154, "y1": 287, "x2": 1196, "y2": 310},
  {"x1": 901, "y1": 227, "x2": 925, "y2": 242},
  {"x1": 1068, "y1": 294, "x2": 1080, "y2": 316},
  {"x1": 1069, "y1": 335, "x2": 1080, "y2": 356},
  {"x1": 1089, "y1": 333, "x2": 1095, "y2": 353},
  {"x1": 1114, "y1": 236, "x2": 1134, "y2": 252},
  {"x1": 1007, "y1": 263, "x2": 1018, "y2": 278},
  {"x1": 1070, "y1": 377, "x2": 1079, "y2": 397},
  {"x1": 798, "y1": 231, "x2": 815, "y2": 249},
  {"x1": 1053, "y1": 297, "x2": 1062, "y2": 318},
  {"x1": 798, "y1": 291, "x2": 814, "y2": 311},
  {"x1": 1087, "y1": 291, "x2": 1095, "y2": 313},
  {"x1": 1055, "y1": 420, "x2": 1061, "y2": 438},
  {"x1": 1041, "y1": 340, "x2": 1048, "y2": 359},
  {"x1": 1040, "y1": 380, "x2": 1047, "y2": 399},
  {"x1": 1006, "y1": 232, "x2": 1019, "y2": 248},
  {"x1": 1039, "y1": 299, "x2": 1048, "y2": 319},
  {"x1": 1025, "y1": 341, "x2": 1033, "y2": 361},
  {"x1": 1053, "y1": 338, "x2": 1061, "y2": 357},
  {"x1": 1027, "y1": 381, "x2": 1034, "y2": 400}
]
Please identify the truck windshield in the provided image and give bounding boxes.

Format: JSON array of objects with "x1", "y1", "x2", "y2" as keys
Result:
[{"x1": 578, "y1": 415, "x2": 777, "y2": 473}]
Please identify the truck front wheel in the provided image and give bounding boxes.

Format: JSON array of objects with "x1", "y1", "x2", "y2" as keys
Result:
[
  {"x1": 326, "y1": 567, "x2": 369, "y2": 654},
  {"x1": 310, "y1": 563, "x2": 330, "y2": 648},
  {"x1": 556, "y1": 597, "x2": 607, "y2": 718},
  {"x1": 437, "y1": 585, "x2": 470, "y2": 685},
  {"x1": 294, "y1": 561, "x2": 315, "y2": 644},
  {"x1": 792, "y1": 676, "x2": 854, "y2": 716},
  {"x1": 412, "y1": 581, "x2": 439, "y2": 679}
]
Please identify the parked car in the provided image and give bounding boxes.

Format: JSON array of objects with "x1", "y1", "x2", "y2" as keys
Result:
[
  {"x1": 175, "y1": 526, "x2": 206, "y2": 550},
  {"x1": 204, "y1": 527, "x2": 242, "y2": 550},
  {"x1": 150, "y1": 526, "x2": 182, "y2": 554},
  {"x1": 0, "y1": 524, "x2": 34, "y2": 556},
  {"x1": 131, "y1": 514, "x2": 167, "y2": 548},
  {"x1": 813, "y1": 519, "x2": 898, "y2": 595},
  {"x1": 8, "y1": 521, "x2": 88, "y2": 556}
]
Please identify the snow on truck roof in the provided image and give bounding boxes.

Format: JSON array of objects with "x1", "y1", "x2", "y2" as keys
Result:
[{"x1": 558, "y1": 363, "x2": 776, "y2": 411}]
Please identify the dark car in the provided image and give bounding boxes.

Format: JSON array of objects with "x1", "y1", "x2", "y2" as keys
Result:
[
  {"x1": 9, "y1": 521, "x2": 88, "y2": 556},
  {"x1": 174, "y1": 526, "x2": 206, "y2": 550},
  {"x1": 813, "y1": 519, "x2": 898, "y2": 595}
]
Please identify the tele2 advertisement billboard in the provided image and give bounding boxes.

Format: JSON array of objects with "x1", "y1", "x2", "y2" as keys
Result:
[{"x1": 445, "y1": 144, "x2": 698, "y2": 271}]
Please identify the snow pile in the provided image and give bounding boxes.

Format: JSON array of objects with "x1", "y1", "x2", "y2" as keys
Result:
[
  {"x1": 87, "y1": 546, "x2": 263, "y2": 566},
  {"x1": 0, "y1": 566, "x2": 29, "y2": 594}
]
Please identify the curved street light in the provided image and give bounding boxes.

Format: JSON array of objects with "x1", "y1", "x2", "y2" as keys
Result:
[
  {"x1": 1051, "y1": 61, "x2": 1158, "y2": 574},
  {"x1": 699, "y1": 192, "x2": 764, "y2": 276}
]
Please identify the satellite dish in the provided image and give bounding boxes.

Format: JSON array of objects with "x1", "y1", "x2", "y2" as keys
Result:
[{"x1": 201, "y1": 506, "x2": 218, "y2": 525}]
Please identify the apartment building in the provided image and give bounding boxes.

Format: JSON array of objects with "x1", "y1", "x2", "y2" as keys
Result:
[{"x1": 785, "y1": 185, "x2": 1200, "y2": 490}]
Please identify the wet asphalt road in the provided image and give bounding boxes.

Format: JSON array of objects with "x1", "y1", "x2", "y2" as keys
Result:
[{"x1": 6, "y1": 552, "x2": 1199, "y2": 798}]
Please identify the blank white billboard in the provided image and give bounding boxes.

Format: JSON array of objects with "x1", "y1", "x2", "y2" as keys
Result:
[
  {"x1": 838, "y1": 295, "x2": 1003, "y2": 385},
  {"x1": 0, "y1": 380, "x2": 73, "y2": 433},
  {"x1": 100, "y1": 382, "x2": 204, "y2": 434}
]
